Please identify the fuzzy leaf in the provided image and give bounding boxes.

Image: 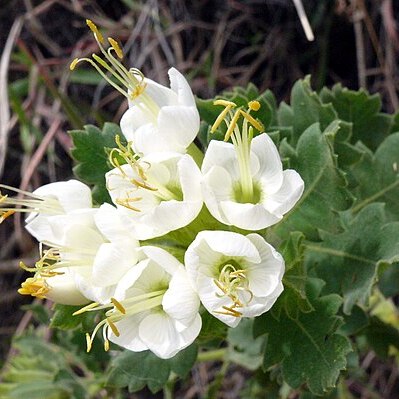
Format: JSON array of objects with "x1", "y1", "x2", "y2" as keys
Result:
[
  {"x1": 253, "y1": 279, "x2": 351, "y2": 395},
  {"x1": 306, "y1": 204, "x2": 399, "y2": 314},
  {"x1": 320, "y1": 84, "x2": 393, "y2": 150},
  {"x1": 275, "y1": 121, "x2": 352, "y2": 240},
  {"x1": 106, "y1": 344, "x2": 198, "y2": 393},
  {"x1": 69, "y1": 123, "x2": 123, "y2": 204},
  {"x1": 350, "y1": 133, "x2": 399, "y2": 221}
]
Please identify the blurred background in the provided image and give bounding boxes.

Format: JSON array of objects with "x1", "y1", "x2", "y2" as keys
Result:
[{"x1": 0, "y1": 1, "x2": 398, "y2": 397}]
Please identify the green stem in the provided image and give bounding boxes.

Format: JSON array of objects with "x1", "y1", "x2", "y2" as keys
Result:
[
  {"x1": 187, "y1": 142, "x2": 204, "y2": 167},
  {"x1": 197, "y1": 348, "x2": 226, "y2": 362}
]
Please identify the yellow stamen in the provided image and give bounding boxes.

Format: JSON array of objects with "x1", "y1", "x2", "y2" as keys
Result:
[
  {"x1": 73, "y1": 302, "x2": 100, "y2": 316},
  {"x1": 107, "y1": 318, "x2": 120, "y2": 337},
  {"x1": 0, "y1": 209, "x2": 15, "y2": 223},
  {"x1": 86, "y1": 19, "x2": 104, "y2": 44},
  {"x1": 111, "y1": 297, "x2": 126, "y2": 314},
  {"x1": 211, "y1": 103, "x2": 235, "y2": 133},
  {"x1": 70, "y1": 58, "x2": 79, "y2": 71},
  {"x1": 240, "y1": 110, "x2": 264, "y2": 132},
  {"x1": 224, "y1": 109, "x2": 241, "y2": 141},
  {"x1": 214, "y1": 99, "x2": 236, "y2": 107},
  {"x1": 18, "y1": 277, "x2": 49, "y2": 299},
  {"x1": 108, "y1": 37, "x2": 123, "y2": 59},
  {"x1": 86, "y1": 333, "x2": 92, "y2": 352},
  {"x1": 214, "y1": 305, "x2": 243, "y2": 317},
  {"x1": 248, "y1": 100, "x2": 261, "y2": 111}
]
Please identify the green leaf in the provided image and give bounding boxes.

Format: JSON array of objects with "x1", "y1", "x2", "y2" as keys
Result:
[
  {"x1": 350, "y1": 133, "x2": 399, "y2": 220},
  {"x1": 50, "y1": 304, "x2": 86, "y2": 330},
  {"x1": 69, "y1": 123, "x2": 123, "y2": 204},
  {"x1": 274, "y1": 121, "x2": 352, "y2": 240},
  {"x1": 320, "y1": 83, "x2": 393, "y2": 150},
  {"x1": 106, "y1": 344, "x2": 198, "y2": 393},
  {"x1": 278, "y1": 76, "x2": 337, "y2": 144},
  {"x1": 306, "y1": 203, "x2": 399, "y2": 314},
  {"x1": 227, "y1": 319, "x2": 264, "y2": 370},
  {"x1": 253, "y1": 279, "x2": 352, "y2": 395},
  {"x1": 364, "y1": 316, "x2": 399, "y2": 358}
]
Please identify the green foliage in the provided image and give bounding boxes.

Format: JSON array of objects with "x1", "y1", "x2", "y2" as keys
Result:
[
  {"x1": 106, "y1": 344, "x2": 198, "y2": 393},
  {"x1": 276, "y1": 121, "x2": 353, "y2": 240},
  {"x1": 49, "y1": 76, "x2": 399, "y2": 396},
  {"x1": 254, "y1": 279, "x2": 352, "y2": 395},
  {"x1": 69, "y1": 123, "x2": 123, "y2": 204},
  {"x1": 306, "y1": 204, "x2": 399, "y2": 314},
  {"x1": 0, "y1": 333, "x2": 89, "y2": 399}
]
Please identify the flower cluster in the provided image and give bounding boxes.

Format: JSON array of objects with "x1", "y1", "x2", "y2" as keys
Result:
[{"x1": 2, "y1": 20, "x2": 304, "y2": 359}]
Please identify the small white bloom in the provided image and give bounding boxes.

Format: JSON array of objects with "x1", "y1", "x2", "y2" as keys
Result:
[
  {"x1": 0, "y1": 180, "x2": 94, "y2": 243},
  {"x1": 79, "y1": 246, "x2": 201, "y2": 359},
  {"x1": 19, "y1": 204, "x2": 140, "y2": 304},
  {"x1": 106, "y1": 148, "x2": 203, "y2": 240},
  {"x1": 121, "y1": 68, "x2": 200, "y2": 155},
  {"x1": 185, "y1": 230, "x2": 284, "y2": 327},
  {"x1": 70, "y1": 20, "x2": 199, "y2": 156},
  {"x1": 201, "y1": 100, "x2": 304, "y2": 230}
]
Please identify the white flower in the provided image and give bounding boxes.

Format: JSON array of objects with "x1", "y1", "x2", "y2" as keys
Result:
[
  {"x1": 70, "y1": 20, "x2": 199, "y2": 156},
  {"x1": 78, "y1": 246, "x2": 201, "y2": 359},
  {"x1": 121, "y1": 68, "x2": 200, "y2": 155},
  {"x1": 185, "y1": 230, "x2": 285, "y2": 327},
  {"x1": 0, "y1": 179, "x2": 94, "y2": 243},
  {"x1": 106, "y1": 148, "x2": 203, "y2": 240},
  {"x1": 19, "y1": 204, "x2": 140, "y2": 304},
  {"x1": 201, "y1": 100, "x2": 304, "y2": 230},
  {"x1": 18, "y1": 270, "x2": 89, "y2": 306}
]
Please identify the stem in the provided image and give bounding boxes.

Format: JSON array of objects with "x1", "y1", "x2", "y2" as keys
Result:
[
  {"x1": 187, "y1": 142, "x2": 204, "y2": 167},
  {"x1": 197, "y1": 348, "x2": 226, "y2": 362}
]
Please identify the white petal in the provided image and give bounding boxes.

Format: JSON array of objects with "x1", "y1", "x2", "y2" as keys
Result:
[
  {"x1": 264, "y1": 169, "x2": 305, "y2": 215},
  {"x1": 201, "y1": 140, "x2": 237, "y2": 175},
  {"x1": 192, "y1": 230, "x2": 260, "y2": 262},
  {"x1": 251, "y1": 134, "x2": 283, "y2": 192},
  {"x1": 220, "y1": 201, "x2": 281, "y2": 230},
  {"x1": 162, "y1": 267, "x2": 200, "y2": 328},
  {"x1": 45, "y1": 269, "x2": 89, "y2": 305},
  {"x1": 168, "y1": 67, "x2": 196, "y2": 106},
  {"x1": 139, "y1": 246, "x2": 180, "y2": 276},
  {"x1": 178, "y1": 155, "x2": 203, "y2": 202},
  {"x1": 157, "y1": 105, "x2": 199, "y2": 151},
  {"x1": 33, "y1": 180, "x2": 92, "y2": 213},
  {"x1": 92, "y1": 240, "x2": 138, "y2": 287},
  {"x1": 109, "y1": 313, "x2": 148, "y2": 352},
  {"x1": 245, "y1": 234, "x2": 285, "y2": 297},
  {"x1": 141, "y1": 78, "x2": 177, "y2": 107},
  {"x1": 120, "y1": 106, "x2": 153, "y2": 142}
]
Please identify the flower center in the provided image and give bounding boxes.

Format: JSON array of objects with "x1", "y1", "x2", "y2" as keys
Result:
[
  {"x1": 107, "y1": 135, "x2": 183, "y2": 211},
  {"x1": 70, "y1": 19, "x2": 159, "y2": 124},
  {"x1": 74, "y1": 288, "x2": 168, "y2": 352},
  {"x1": 0, "y1": 184, "x2": 63, "y2": 223},
  {"x1": 211, "y1": 100, "x2": 264, "y2": 204},
  {"x1": 213, "y1": 260, "x2": 253, "y2": 318}
]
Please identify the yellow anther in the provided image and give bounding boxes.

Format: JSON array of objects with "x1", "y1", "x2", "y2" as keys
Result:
[
  {"x1": 92, "y1": 54, "x2": 110, "y2": 69},
  {"x1": 115, "y1": 198, "x2": 141, "y2": 212},
  {"x1": 214, "y1": 99, "x2": 236, "y2": 107},
  {"x1": 86, "y1": 19, "x2": 104, "y2": 44},
  {"x1": 111, "y1": 297, "x2": 126, "y2": 314},
  {"x1": 107, "y1": 318, "x2": 120, "y2": 337},
  {"x1": 18, "y1": 277, "x2": 49, "y2": 299},
  {"x1": 240, "y1": 110, "x2": 264, "y2": 132},
  {"x1": 70, "y1": 58, "x2": 79, "y2": 71},
  {"x1": 129, "y1": 82, "x2": 147, "y2": 100},
  {"x1": 108, "y1": 37, "x2": 123, "y2": 59},
  {"x1": 214, "y1": 305, "x2": 243, "y2": 318},
  {"x1": 224, "y1": 109, "x2": 241, "y2": 141},
  {"x1": 248, "y1": 100, "x2": 261, "y2": 111},
  {"x1": 86, "y1": 333, "x2": 92, "y2": 352},
  {"x1": 0, "y1": 210, "x2": 15, "y2": 223},
  {"x1": 104, "y1": 339, "x2": 110, "y2": 352}
]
